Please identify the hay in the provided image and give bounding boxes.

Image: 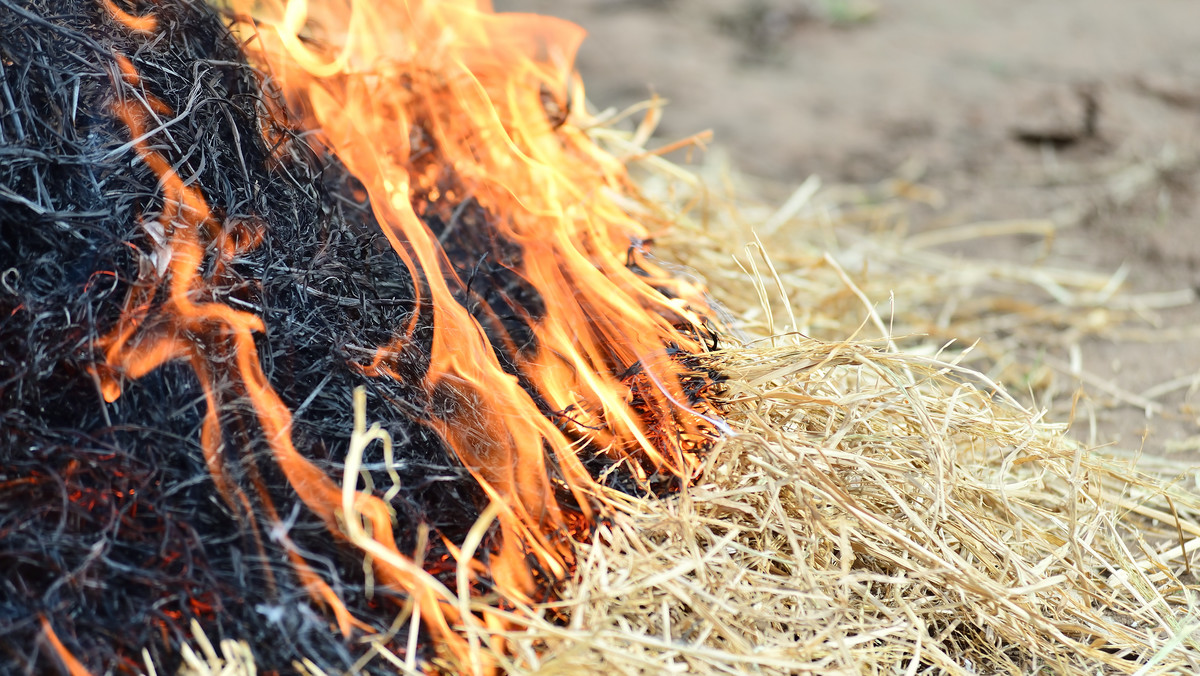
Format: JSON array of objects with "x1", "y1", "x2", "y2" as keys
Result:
[
  {"x1": 478, "y1": 340, "x2": 1200, "y2": 674},
  {"x1": 429, "y1": 104, "x2": 1200, "y2": 674},
  {"x1": 8, "y1": 0, "x2": 1199, "y2": 670},
  {"x1": 171, "y1": 61, "x2": 1200, "y2": 676}
]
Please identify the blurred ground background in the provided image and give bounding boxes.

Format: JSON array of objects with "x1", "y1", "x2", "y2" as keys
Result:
[{"x1": 494, "y1": 0, "x2": 1200, "y2": 461}]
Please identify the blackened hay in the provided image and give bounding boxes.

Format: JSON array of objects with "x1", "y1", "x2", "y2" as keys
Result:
[{"x1": 0, "y1": 0, "x2": 523, "y2": 671}]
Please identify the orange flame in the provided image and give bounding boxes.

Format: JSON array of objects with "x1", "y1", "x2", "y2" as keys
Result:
[
  {"x1": 40, "y1": 616, "x2": 94, "y2": 676},
  {"x1": 102, "y1": 0, "x2": 158, "y2": 33},
  {"x1": 94, "y1": 17, "x2": 469, "y2": 664},
  {"x1": 93, "y1": 0, "x2": 719, "y2": 670},
  {"x1": 230, "y1": 0, "x2": 717, "y2": 585}
]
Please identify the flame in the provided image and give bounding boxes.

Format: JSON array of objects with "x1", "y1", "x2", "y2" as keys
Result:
[
  {"x1": 102, "y1": 0, "x2": 158, "y2": 33},
  {"x1": 230, "y1": 0, "x2": 716, "y2": 570},
  {"x1": 40, "y1": 616, "x2": 94, "y2": 676},
  {"x1": 92, "y1": 0, "x2": 719, "y2": 670}
]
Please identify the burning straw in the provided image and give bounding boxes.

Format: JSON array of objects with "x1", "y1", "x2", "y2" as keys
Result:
[
  {"x1": 3, "y1": 0, "x2": 714, "y2": 671},
  {"x1": 459, "y1": 107, "x2": 1200, "y2": 675},
  {"x1": 4, "y1": 0, "x2": 1200, "y2": 673}
]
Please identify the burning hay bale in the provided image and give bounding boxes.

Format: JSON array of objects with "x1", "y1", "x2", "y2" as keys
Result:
[
  {"x1": 1, "y1": 0, "x2": 715, "y2": 671},
  {"x1": 4, "y1": 0, "x2": 1200, "y2": 674}
]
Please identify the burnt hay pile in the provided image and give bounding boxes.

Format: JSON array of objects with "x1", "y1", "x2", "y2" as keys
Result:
[{"x1": 0, "y1": 0, "x2": 647, "y2": 671}]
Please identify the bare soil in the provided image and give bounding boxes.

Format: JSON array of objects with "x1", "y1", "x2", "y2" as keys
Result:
[{"x1": 495, "y1": 0, "x2": 1200, "y2": 461}]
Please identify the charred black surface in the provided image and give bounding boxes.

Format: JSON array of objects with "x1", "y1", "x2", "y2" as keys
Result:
[
  {"x1": 422, "y1": 190, "x2": 547, "y2": 371},
  {"x1": 0, "y1": 0, "x2": 481, "y2": 672},
  {"x1": 0, "y1": 0, "x2": 725, "y2": 671}
]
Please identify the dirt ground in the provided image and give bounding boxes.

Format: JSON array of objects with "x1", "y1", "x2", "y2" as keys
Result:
[{"x1": 494, "y1": 0, "x2": 1200, "y2": 461}]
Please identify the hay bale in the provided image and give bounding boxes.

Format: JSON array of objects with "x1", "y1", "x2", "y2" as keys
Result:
[{"x1": 5, "y1": 0, "x2": 1198, "y2": 673}]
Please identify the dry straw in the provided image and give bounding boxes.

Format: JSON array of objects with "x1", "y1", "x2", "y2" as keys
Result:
[
  {"x1": 181, "y1": 91, "x2": 1200, "y2": 676},
  {"x1": 486, "y1": 340, "x2": 1200, "y2": 674},
  {"x1": 467, "y1": 101, "x2": 1200, "y2": 674}
]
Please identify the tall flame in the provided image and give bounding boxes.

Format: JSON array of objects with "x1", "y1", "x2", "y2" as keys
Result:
[
  {"x1": 230, "y1": 0, "x2": 717, "y2": 586},
  {"x1": 93, "y1": 0, "x2": 719, "y2": 669}
]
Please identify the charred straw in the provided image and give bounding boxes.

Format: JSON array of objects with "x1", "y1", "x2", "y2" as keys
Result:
[
  {"x1": 0, "y1": 0, "x2": 597, "y2": 672},
  {"x1": 0, "y1": 0, "x2": 471, "y2": 671},
  {"x1": 0, "y1": 0, "x2": 722, "y2": 671}
]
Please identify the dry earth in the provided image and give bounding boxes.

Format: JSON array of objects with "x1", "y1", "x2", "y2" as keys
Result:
[{"x1": 497, "y1": 0, "x2": 1200, "y2": 464}]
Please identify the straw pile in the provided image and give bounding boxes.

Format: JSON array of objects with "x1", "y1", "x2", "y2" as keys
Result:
[
  {"x1": 175, "y1": 99, "x2": 1200, "y2": 675},
  {"x1": 487, "y1": 342, "x2": 1200, "y2": 674},
  {"x1": 13, "y1": 0, "x2": 1188, "y2": 670},
  {"x1": 443, "y1": 113, "x2": 1200, "y2": 674}
]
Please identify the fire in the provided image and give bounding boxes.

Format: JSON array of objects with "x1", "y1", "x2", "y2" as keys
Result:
[
  {"x1": 40, "y1": 617, "x2": 92, "y2": 676},
  {"x1": 229, "y1": 0, "x2": 719, "y2": 590},
  {"x1": 83, "y1": 0, "x2": 721, "y2": 670}
]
